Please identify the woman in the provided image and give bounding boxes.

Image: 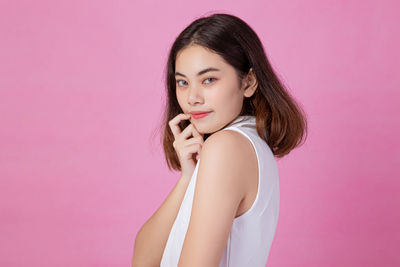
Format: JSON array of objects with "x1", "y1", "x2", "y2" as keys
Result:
[{"x1": 132, "y1": 13, "x2": 307, "y2": 267}]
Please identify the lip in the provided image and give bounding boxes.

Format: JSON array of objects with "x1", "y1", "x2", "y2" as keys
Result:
[
  {"x1": 190, "y1": 111, "x2": 211, "y2": 119},
  {"x1": 190, "y1": 111, "x2": 212, "y2": 115}
]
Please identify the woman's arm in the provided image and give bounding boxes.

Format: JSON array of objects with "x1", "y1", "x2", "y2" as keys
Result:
[
  {"x1": 131, "y1": 175, "x2": 191, "y2": 267},
  {"x1": 178, "y1": 130, "x2": 251, "y2": 267}
]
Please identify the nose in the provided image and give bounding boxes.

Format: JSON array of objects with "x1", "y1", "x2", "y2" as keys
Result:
[{"x1": 187, "y1": 84, "x2": 203, "y2": 105}]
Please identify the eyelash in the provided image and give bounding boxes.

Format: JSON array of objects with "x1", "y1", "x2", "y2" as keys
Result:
[{"x1": 176, "y1": 77, "x2": 217, "y2": 87}]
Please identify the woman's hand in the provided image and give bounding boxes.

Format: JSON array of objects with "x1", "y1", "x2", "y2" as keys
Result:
[{"x1": 169, "y1": 113, "x2": 204, "y2": 179}]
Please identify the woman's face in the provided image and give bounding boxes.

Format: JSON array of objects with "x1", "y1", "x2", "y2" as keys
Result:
[{"x1": 175, "y1": 44, "x2": 250, "y2": 134}]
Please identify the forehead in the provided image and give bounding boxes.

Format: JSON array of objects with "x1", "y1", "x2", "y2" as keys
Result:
[{"x1": 175, "y1": 45, "x2": 229, "y2": 72}]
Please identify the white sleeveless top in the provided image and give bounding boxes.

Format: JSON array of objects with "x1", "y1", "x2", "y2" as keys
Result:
[{"x1": 160, "y1": 115, "x2": 280, "y2": 267}]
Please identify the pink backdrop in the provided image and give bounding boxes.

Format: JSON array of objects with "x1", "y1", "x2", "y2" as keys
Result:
[{"x1": 1, "y1": 1, "x2": 399, "y2": 266}]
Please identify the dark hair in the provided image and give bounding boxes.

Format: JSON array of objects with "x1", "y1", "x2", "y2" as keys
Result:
[{"x1": 159, "y1": 12, "x2": 308, "y2": 171}]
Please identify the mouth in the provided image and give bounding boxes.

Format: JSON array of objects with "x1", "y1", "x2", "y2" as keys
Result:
[{"x1": 191, "y1": 111, "x2": 211, "y2": 120}]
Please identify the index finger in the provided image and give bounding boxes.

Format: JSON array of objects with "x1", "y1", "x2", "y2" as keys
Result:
[
  {"x1": 169, "y1": 113, "x2": 191, "y2": 137},
  {"x1": 191, "y1": 124, "x2": 203, "y2": 138}
]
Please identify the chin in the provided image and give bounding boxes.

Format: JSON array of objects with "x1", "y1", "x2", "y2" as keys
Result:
[
  {"x1": 201, "y1": 127, "x2": 220, "y2": 135},
  {"x1": 191, "y1": 124, "x2": 209, "y2": 135}
]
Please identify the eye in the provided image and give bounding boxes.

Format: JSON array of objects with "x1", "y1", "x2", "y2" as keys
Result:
[
  {"x1": 176, "y1": 80, "x2": 187, "y2": 87},
  {"x1": 203, "y1": 77, "x2": 216, "y2": 84}
]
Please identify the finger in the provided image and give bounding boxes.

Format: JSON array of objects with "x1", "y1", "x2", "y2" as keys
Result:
[
  {"x1": 184, "y1": 136, "x2": 204, "y2": 146},
  {"x1": 190, "y1": 123, "x2": 204, "y2": 139},
  {"x1": 169, "y1": 113, "x2": 191, "y2": 138},
  {"x1": 191, "y1": 126, "x2": 201, "y2": 137},
  {"x1": 179, "y1": 123, "x2": 196, "y2": 140},
  {"x1": 182, "y1": 143, "x2": 202, "y2": 158}
]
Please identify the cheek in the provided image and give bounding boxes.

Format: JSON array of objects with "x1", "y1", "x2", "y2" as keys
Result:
[
  {"x1": 176, "y1": 91, "x2": 185, "y2": 108},
  {"x1": 211, "y1": 83, "x2": 241, "y2": 102}
]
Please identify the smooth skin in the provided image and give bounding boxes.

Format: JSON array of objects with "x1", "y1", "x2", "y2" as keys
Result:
[
  {"x1": 175, "y1": 44, "x2": 257, "y2": 135},
  {"x1": 178, "y1": 129, "x2": 259, "y2": 267},
  {"x1": 132, "y1": 113, "x2": 204, "y2": 267},
  {"x1": 174, "y1": 44, "x2": 259, "y2": 266},
  {"x1": 131, "y1": 44, "x2": 259, "y2": 267},
  {"x1": 171, "y1": 113, "x2": 204, "y2": 179}
]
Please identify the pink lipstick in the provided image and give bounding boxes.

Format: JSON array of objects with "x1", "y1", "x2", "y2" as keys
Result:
[{"x1": 191, "y1": 111, "x2": 211, "y2": 119}]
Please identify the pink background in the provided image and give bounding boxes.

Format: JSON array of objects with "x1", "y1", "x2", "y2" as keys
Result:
[{"x1": 1, "y1": 1, "x2": 399, "y2": 266}]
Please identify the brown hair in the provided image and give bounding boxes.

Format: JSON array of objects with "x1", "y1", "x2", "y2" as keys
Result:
[{"x1": 158, "y1": 12, "x2": 308, "y2": 171}]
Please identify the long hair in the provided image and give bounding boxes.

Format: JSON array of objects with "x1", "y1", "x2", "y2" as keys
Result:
[{"x1": 160, "y1": 13, "x2": 308, "y2": 171}]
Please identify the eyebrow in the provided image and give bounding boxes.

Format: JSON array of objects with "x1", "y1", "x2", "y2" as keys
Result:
[{"x1": 175, "y1": 67, "x2": 220, "y2": 78}]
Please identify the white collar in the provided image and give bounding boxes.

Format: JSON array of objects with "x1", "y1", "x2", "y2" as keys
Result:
[{"x1": 224, "y1": 115, "x2": 256, "y2": 128}]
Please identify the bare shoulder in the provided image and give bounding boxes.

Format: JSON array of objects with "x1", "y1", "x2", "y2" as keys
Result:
[
  {"x1": 178, "y1": 129, "x2": 258, "y2": 264},
  {"x1": 200, "y1": 129, "x2": 257, "y2": 178},
  {"x1": 203, "y1": 128, "x2": 255, "y2": 155}
]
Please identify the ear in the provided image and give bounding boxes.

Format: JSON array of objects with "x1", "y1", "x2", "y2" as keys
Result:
[{"x1": 241, "y1": 68, "x2": 258, "y2": 98}]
